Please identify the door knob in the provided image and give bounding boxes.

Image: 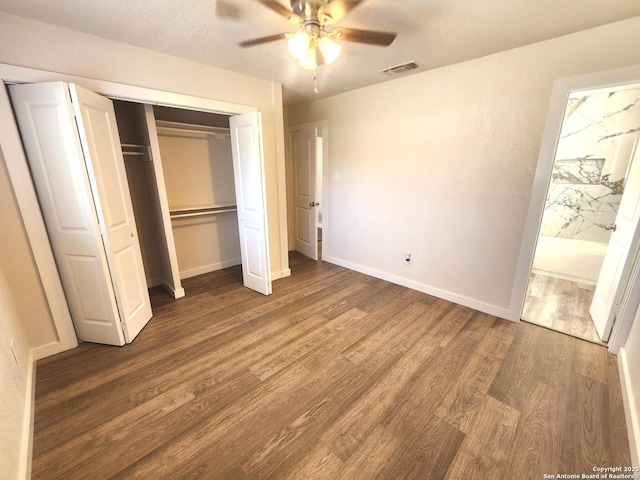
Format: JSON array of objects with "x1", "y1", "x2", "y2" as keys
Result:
[
  {"x1": 605, "y1": 223, "x2": 617, "y2": 232},
  {"x1": 309, "y1": 202, "x2": 319, "y2": 207}
]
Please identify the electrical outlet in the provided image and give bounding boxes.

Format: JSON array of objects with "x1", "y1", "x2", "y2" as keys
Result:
[
  {"x1": 405, "y1": 253, "x2": 412, "y2": 266},
  {"x1": 10, "y1": 339, "x2": 19, "y2": 364}
]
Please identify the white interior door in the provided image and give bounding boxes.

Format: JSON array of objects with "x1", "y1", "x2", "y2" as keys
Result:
[
  {"x1": 590, "y1": 138, "x2": 640, "y2": 341},
  {"x1": 229, "y1": 112, "x2": 272, "y2": 295},
  {"x1": 291, "y1": 127, "x2": 318, "y2": 260},
  {"x1": 70, "y1": 84, "x2": 152, "y2": 342},
  {"x1": 9, "y1": 82, "x2": 125, "y2": 345}
]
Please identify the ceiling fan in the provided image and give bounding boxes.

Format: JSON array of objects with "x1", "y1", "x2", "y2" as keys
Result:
[{"x1": 237, "y1": 0, "x2": 397, "y2": 71}]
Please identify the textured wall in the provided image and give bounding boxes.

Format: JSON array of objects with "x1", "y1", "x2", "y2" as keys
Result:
[
  {"x1": 0, "y1": 260, "x2": 32, "y2": 479},
  {"x1": 0, "y1": 148, "x2": 56, "y2": 349},
  {"x1": 621, "y1": 304, "x2": 640, "y2": 464}
]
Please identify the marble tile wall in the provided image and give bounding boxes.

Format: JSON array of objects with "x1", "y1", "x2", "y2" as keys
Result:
[{"x1": 540, "y1": 87, "x2": 640, "y2": 242}]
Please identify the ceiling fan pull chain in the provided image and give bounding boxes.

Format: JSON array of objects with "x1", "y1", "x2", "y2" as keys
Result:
[{"x1": 313, "y1": 69, "x2": 319, "y2": 94}]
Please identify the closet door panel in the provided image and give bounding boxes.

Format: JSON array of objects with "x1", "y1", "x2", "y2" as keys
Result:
[
  {"x1": 244, "y1": 227, "x2": 266, "y2": 278},
  {"x1": 112, "y1": 243, "x2": 149, "y2": 319},
  {"x1": 67, "y1": 255, "x2": 119, "y2": 325},
  {"x1": 9, "y1": 82, "x2": 125, "y2": 346},
  {"x1": 230, "y1": 112, "x2": 272, "y2": 295},
  {"x1": 70, "y1": 84, "x2": 153, "y2": 342}
]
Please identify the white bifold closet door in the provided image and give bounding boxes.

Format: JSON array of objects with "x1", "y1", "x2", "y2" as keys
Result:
[
  {"x1": 9, "y1": 81, "x2": 152, "y2": 346},
  {"x1": 230, "y1": 112, "x2": 272, "y2": 296}
]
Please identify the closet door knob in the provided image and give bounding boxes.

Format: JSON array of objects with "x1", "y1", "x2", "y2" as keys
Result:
[{"x1": 605, "y1": 223, "x2": 617, "y2": 232}]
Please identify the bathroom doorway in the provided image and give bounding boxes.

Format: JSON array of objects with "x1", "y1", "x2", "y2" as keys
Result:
[{"x1": 522, "y1": 83, "x2": 640, "y2": 344}]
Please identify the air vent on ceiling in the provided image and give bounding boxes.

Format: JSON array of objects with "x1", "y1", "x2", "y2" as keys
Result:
[{"x1": 380, "y1": 61, "x2": 419, "y2": 76}]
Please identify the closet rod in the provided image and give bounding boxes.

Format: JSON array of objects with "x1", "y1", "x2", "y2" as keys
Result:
[
  {"x1": 170, "y1": 205, "x2": 237, "y2": 219},
  {"x1": 121, "y1": 144, "x2": 152, "y2": 161}
]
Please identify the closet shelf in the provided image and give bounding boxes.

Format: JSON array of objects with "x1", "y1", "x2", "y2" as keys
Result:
[
  {"x1": 156, "y1": 120, "x2": 230, "y2": 139},
  {"x1": 170, "y1": 204, "x2": 237, "y2": 219}
]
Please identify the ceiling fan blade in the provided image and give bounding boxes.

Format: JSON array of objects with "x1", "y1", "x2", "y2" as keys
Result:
[
  {"x1": 332, "y1": 27, "x2": 397, "y2": 46},
  {"x1": 321, "y1": 0, "x2": 365, "y2": 24},
  {"x1": 239, "y1": 33, "x2": 288, "y2": 47},
  {"x1": 258, "y1": 1, "x2": 301, "y2": 24}
]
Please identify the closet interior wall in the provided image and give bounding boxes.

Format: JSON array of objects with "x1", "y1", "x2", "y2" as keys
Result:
[
  {"x1": 113, "y1": 101, "x2": 241, "y2": 292},
  {"x1": 153, "y1": 106, "x2": 242, "y2": 280},
  {"x1": 113, "y1": 100, "x2": 165, "y2": 288}
]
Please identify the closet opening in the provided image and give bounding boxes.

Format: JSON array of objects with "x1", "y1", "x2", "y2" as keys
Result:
[
  {"x1": 154, "y1": 106, "x2": 242, "y2": 282},
  {"x1": 113, "y1": 101, "x2": 243, "y2": 304}
]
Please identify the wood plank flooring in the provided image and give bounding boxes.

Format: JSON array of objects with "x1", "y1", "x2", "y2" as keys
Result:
[
  {"x1": 32, "y1": 253, "x2": 630, "y2": 479},
  {"x1": 523, "y1": 273, "x2": 604, "y2": 345}
]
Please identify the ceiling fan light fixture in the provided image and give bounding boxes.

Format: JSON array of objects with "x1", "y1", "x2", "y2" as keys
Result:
[
  {"x1": 298, "y1": 46, "x2": 318, "y2": 70},
  {"x1": 287, "y1": 30, "x2": 311, "y2": 60},
  {"x1": 318, "y1": 35, "x2": 341, "y2": 64}
]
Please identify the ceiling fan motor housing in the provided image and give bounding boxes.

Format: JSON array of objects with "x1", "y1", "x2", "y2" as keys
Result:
[{"x1": 291, "y1": 0, "x2": 335, "y2": 25}]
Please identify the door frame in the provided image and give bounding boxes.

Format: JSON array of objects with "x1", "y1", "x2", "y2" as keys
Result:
[
  {"x1": 511, "y1": 63, "x2": 640, "y2": 354},
  {"x1": 287, "y1": 121, "x2": 328, "y2": 260},
  {"x1": 0, "y1": 62, "x2": 259, "y2": 359}
]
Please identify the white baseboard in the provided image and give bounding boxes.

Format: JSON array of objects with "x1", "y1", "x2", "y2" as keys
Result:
[
  {"x1": 160, "y1": 279, "x2": 185, "y2": 299},
  {"x1": 147, "y1": 277, "x2": 185, "y2": 299},
  {"x1": 618, "y1": 348, "x2": 640, "y2": 465},
  {"x1": 531, "y1": 268, "x2": 597, "y2": 286},
  {"x1": 272, "y1": 268, "x2": 291, "y2": 280},
  {"x1": 19, "y1": 352, "x2": 36, "y2": 480},
  {"x1": 33, "y1": 337, "x2": 77, "y2": 360},
  {"x1": 323, "y1": 255, "x2": 511, "y2": 320},
  {"x1": 179, "y1": 258, "x2": 241, "y2": 279},
  {"x1": 177, "y1": 259, "x2": 290, "y2": 290}
]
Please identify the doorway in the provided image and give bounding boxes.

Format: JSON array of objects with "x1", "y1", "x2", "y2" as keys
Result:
[
  {"x1": 522, "y1": 83, "x2": 640, "y2": 344},
  {"x1": 289, "y1": 123, "x2": 325, "y2": 261}
]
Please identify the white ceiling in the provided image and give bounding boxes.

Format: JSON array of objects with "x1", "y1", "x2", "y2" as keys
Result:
[{"x1": 2, "y1": 0, "x2": 640, "y2": 106}]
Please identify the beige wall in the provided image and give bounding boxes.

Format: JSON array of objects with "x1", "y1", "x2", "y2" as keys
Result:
[
  {"x1": 0, "y1": 12, "x2": 289, "y2": 351},
  {"x1": 621, "y1": 305, "x2": 640, "y2": 464},
  {"x1": 0, "y1": 250, "x2": 33, "y2": 478},
  {"x1": 0, "y1": 149, "x2": 56, "y2": 348},
  {"x1": 286, "y1": 16, "x2": 640, "y2": 318}
]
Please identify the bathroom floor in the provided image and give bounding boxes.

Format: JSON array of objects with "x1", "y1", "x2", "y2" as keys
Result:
[{"x1": 522, "y1": 273, "x2": 605, "y2": 345}]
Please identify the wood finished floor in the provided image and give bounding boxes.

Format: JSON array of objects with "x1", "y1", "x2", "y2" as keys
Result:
[
  {"x1": 523, "y1": 273, "x2": 604, "y2": 345},
  {"x1": 32, "y1": 253, "x2": 630, "y2": 479}
]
